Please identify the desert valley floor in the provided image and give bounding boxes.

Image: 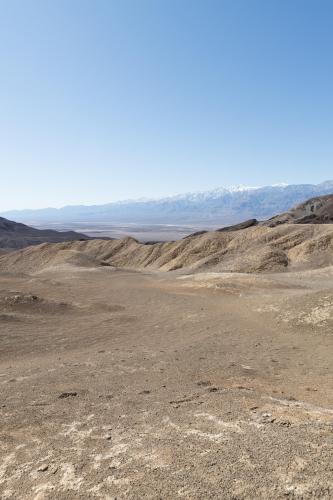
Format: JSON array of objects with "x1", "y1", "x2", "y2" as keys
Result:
[{"x1": 0, "y1": 258, "x2": 332, "y2": 499}]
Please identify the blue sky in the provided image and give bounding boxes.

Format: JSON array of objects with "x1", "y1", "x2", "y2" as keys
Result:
[{"x1": 0, "y1": 0, "x2": 332, "y2": 210}]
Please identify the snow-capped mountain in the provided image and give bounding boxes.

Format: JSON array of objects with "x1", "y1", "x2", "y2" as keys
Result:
[
  {"x1": 161, "y1": 185, "x2": 260, "y2": 203},
  {"x1": 2, "y1": 181, "x2": 333, "y2": 227}
]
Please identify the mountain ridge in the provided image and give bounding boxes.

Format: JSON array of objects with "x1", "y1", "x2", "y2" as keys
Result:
[
  {"x1": 1, "y1": 192, "x2": 333, "y2": 273},
  {"x1": 2, "y1": 181, "x2": 333, "y2": 226}
]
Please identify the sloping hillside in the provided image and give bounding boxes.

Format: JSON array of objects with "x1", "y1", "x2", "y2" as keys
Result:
[
  {"x1": 2, "y1": 192, "x2": 333, "y2": 273},
  {"x1": 1, "y1": 224, "x2": 332, "y2": 274},
  {"x1": 0, "y1": 216, "x2": 89, "y2": 250},
  {"x1": 264, "y1": 194, "x2": 333, "y2": 226}
]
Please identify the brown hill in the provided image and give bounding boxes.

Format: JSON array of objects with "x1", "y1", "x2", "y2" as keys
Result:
[
  {"x1": 263, "y1": 194, "x2": 333, "y2": 226},
  {"x1": 1, "y1": 193, "x2": 333, "y2": 274},
  {"x1": 1, "y1": 224, "x2": 332, "y2": 275},
  {"x1": 0, "y1": 216, "x2": 90, "y2": 250},
  {"x1": 213, "y1": 194, "x2": 333, "y2": 232}
]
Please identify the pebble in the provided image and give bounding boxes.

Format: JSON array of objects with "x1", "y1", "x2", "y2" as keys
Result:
[
  {"x1": 38, "y1": 464, "x2": 49, "y2": 472},
  {"x1": 58, "y1": 392, "x2": 78, "y2": 399}
]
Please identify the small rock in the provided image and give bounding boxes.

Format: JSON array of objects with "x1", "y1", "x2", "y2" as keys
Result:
[
  {"x1": 260, "y1": 412, "x2": 276, "y2": 424},
  {"x1": 241, "y1": 365, "x2": 253, "y2": 371},
  {"x1": 58, "y1": 392, "x2": 78, "y2": 399},
  {"x1": 278, "y1": 420, "x2": 292, "y2": 427},
  {"x1": 38, "y1": 465, "x2": 49, "y2": 472},
  {"x1": 196, "y1": 381, "x2": 211, "y2": 387}
]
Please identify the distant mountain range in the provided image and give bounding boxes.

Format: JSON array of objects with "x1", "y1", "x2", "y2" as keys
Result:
[{"x1": 2, "y1": 181, "x2": 333, "y2": 227}]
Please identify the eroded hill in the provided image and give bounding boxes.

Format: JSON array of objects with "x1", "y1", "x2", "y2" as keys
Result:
[
  {"x1": 1, "y1": 223, "x2": 332, "y2": 274},
  {"x1": 264, "y1": 194, "x2": 333, "y2": 226}
]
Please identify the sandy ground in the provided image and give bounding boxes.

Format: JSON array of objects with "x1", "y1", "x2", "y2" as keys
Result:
[{"x1": 0, "y1": 265, "x2": 332, "y2": 499}]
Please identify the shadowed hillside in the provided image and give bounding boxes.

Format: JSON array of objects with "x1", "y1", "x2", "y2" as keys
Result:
[
  {"x1": 264, "y1": 194, "x2": 333, "y2": 226},
  {"x1": 0, "y1": 217, "x2": 90, "y2": 250}
]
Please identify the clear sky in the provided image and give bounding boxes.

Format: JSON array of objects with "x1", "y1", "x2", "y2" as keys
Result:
[{"x1": 0, "y1": 0, "x2": 332, "y2": 210}]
